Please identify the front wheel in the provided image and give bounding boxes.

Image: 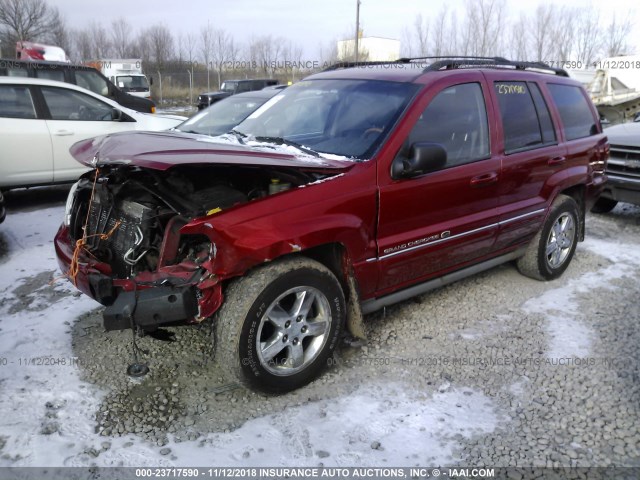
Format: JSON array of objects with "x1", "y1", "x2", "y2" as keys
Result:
[
  {"x1": 213, "y1": 257, "x2": 345, "y2": 393},
  {"x1": 517, "y1": 195, "x2": 580, "y2": 281}
]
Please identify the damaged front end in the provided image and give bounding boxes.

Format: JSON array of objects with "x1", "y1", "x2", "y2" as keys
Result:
[{"x1": 56, "y1": 160, "x2": 324, "y2": 332}]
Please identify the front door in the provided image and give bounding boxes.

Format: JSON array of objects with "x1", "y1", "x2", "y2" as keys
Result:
[{"x1": 376, "y1": 76, "x2": 501, "y2": 293}]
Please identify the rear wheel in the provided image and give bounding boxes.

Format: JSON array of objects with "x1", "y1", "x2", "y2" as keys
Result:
[
  {"x1": 517, "y1": 195, "x2": 580, "y2": 281},
  {"x1": 590, "y1": 197, "x2": 618, "y2": 214},
  {"x1": 213, "y1": 257, "x2": 345, "y2": 393}
]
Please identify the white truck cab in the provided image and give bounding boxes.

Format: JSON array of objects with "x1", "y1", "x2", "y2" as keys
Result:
[{"x1": 96, "y1": 59, "x2": 151, "y2": 99}]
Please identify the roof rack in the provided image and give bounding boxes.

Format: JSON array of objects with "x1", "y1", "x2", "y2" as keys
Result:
[
  {"x1": 322, "y1": 60, "x2": 406, "y2": 71},
  {"x1": 323, "y1": 56, "x2": 569, "y2": 77}
]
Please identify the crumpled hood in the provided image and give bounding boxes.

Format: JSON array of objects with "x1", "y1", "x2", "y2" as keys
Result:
[
  {"x1": 70, "y1": 130, "x2": 354, "y2": 171},
  {"x1": 605, "y1": 122, "x2": 640, "y2": 148}
]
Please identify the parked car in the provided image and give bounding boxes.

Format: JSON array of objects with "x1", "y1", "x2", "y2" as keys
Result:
[
  {"x1": 0, "y1": 190, "x2": 5, "y2": 224},
  {"x1": 0, "y1": 58, "x2": 156, "y2": 113},
  {"x1": 591, "y1": 115, "x2": 640, "y2": 212},
  {"x1": 176, "y1": 88, "x2": 281, "y2": 137},
  {"x1": 56, "y1": 57, "x2": 607, "y2": 393},
  {"x1": 197, "y1": 79, "x2": 279, "y2": 110},
  {"x1": 0, "y1": 77, "x2": 185, "y2": 189}
]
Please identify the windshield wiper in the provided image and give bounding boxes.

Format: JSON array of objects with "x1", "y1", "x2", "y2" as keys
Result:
[
  {"x1": 254, "y1": 136, "x2": 320, "y2": 157},
  {"x1": 229, "y1": 129, "x2": 247, "y2": 145}
]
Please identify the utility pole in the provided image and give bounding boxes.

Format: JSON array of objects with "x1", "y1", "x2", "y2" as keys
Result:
[{"x1": 355, "y1": 0, "x2": 361, "y2": 63}]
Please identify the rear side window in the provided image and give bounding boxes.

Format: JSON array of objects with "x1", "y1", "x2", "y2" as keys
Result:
[
  {"x1": 36, "y1": 69, "x2": 65, "y2": 82},
  {"x1": 7, "y1": 68, "x2": 28, "y2": 77},
  {"x1": 237, "y1": 82, "x2": 252, "y2": 93},
  {"x1": 547, "y1": 84, "x2": 597, "y2": 140},
  {"x1": 0, "y1": 85, "x2": 36, "y2": 119},
  {"x1": 495, "y1": 81, "x2": 551, "y2": 153},
  {"x1": 404, "y1": 82, "x2": 490, "y2": 168},
  {"x1": 528, "y1": 83, "x2": 556, "y2": 144}
]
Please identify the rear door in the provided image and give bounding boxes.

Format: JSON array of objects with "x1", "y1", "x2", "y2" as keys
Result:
[
  {"x1": 37, "y1": 85, "x2": 134, "y2": 183},
  {"x1": 484, "y1": 72, "x2": 565, "y2": 251},
  {"x1": 0, "y1": 84, "x2": 53, "y2": 188},
  {"x1": 376, "y1": 75, "x2": 501, "y2": 293}
]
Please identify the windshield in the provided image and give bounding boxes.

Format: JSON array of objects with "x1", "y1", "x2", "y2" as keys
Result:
[
  {"x1": 117, "y1": 75, "x2": 149, "y2": 92},
  {"x1": 234, "y1": 79, "x2": 418, "y2": 159},
  {"x1": 176, "y1": 94, "x2": 273, "y2": 136}
]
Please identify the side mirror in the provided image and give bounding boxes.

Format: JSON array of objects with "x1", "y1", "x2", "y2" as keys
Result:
[
  {"x1": 391, "y1": 142, "x2": 447, "y2": 179},
  {"x1": 149, "y1": 76, "x2": 153, "y2": 86},
  {"x1": 111, "y1": 108, "x2": 122, "y2": 121}
]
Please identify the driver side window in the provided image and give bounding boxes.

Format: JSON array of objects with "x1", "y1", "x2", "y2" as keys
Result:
[
  {"x1": 402, "y1": 83, "x2": 490, "y2": 170},
  {"x1": 41, "y1": 87, "x2": 114, "y2": 121}
]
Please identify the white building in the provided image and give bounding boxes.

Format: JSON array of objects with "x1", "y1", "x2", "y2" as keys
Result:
[{"x1": 337, "y1": 36, "x2": 401, "y2": 62}]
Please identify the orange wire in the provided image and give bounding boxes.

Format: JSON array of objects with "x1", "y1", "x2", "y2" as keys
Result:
[{"x1": 67, "y1": 168, "x2": 122, "y2": 286}]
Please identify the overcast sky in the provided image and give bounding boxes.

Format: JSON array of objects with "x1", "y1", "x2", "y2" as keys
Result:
[{"x1": 57, "y1": 0, "x2": 640, "y2": 59}]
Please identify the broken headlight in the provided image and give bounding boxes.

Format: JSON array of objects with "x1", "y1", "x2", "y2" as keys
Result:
[{"x1": 64, "y1": 180, "x2": 80, "y2": 227}]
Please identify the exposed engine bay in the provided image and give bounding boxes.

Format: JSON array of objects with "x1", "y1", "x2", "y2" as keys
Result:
[{"x1": 68, "y1": 164, "x2": 322, "y2": 282}]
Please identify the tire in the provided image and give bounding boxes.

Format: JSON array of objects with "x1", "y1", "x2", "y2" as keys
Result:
[
  {"x1": 516, "y1": 195, "x2": 580, "y2": 281},
  {"x1": 590, "y1": 197, "x2": 618, "y2": 214},
  {"x1": 213, "y1": 257, "x2": 345, "y2": 393}
]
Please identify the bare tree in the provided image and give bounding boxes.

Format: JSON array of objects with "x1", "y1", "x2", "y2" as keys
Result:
[
  {"x1": 249, "y1": 35, "x2": 285, "y2": 77},
  {"x1": 135, "y1": 31, "x2": 152, "y2": 65},
  {"x1": 211, "y1": 29, "x2": 236, "y2": 88},
  {"x1": 90, "y1": 21, "x2": 111, "y2": 58},
  {"x1": 605, "y1": 13, "x2": 634, "y2": 57},
  {"x1": 448, "y1": 12, "x2": 459, "y2": 55},
  {"x1": 48, "y1": 8, "x2": 70, "y2": 53},
  {"x1": 530, "y1": 4, "x2": 556, "y2": 62},
  {"x1": 431, "y1": 7, "x2": 450, "y2": 56},
  {"x1": 463, "y1": 0, "x2": 506, "y2": 57},
  {"x1": 281, "y1": 40, "x2": 304, "y2": 81},
  {"x1": 508, "y1": 13, "x2": 529, "y2": 61},
  {"x1": 399, "y1": 26, "x2": 414, "y2": 58},
  {"x1": 413, "y1": 14, "x2": 429, "y2": 56},
  {"x1": 72, "y1": 28, "x2": 93, "y2": 61},
  {"x1": 0, "y1": 0, "x2": 62, "y2": 46},
  {"x1": 146, "y1": 23, "x2": 173, "y2": 70},
  {"x1": 200, "y1": 21, "x2": 214, "y2": 89},
  {"x1": 550, "y1": 6, "x2": 576, "y2": 63},
  {"x1": 574, "y1": 6, "x2": 601, "y2": 65},
  {"x1": 183, "y1": 32, "x2": 198, "y2": 67},
  {"x1": 318, "y1": 38, "x2": 338, "y2": 68},
  {"x1": 111, "y1": 17, "x2": 132, "y2": 58}
]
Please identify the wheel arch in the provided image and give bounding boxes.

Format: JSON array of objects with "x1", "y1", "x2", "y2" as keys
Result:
[{"x1": 269, "y1": 242, "x2": 367, "y2": 340}]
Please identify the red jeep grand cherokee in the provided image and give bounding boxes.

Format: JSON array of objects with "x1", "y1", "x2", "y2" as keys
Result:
[{"x1": 56, "y1": 57, "x2": 608, "y2": 392}]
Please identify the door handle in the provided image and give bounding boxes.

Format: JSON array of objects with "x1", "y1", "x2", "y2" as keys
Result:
[
  {"x1": 53, "y1": 130, "x2": 74, "y2": 136},
  {"x1": 470, "y1": 172, "x2": 498, "y2": 187},
  {"x1": 548, "y1": 156, "x2": 566, "y2": 166}
]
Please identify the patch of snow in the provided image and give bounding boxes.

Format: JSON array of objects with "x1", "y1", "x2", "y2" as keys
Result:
[
  {"x1": 196, "y1": 133, "x2": 355, "y2": 163},
  {"x1": 298, "y1": 173, "x2": 345, "y2": 188},
  {"x1": 0, "y1": 206, "x2": 104, "y2": 467},
  {"x1": 522, "y1": 238, "x2": 640, "y2": 359},
  {"x1": 318, "y1": 153, "x2": 354, "y2": 161},
  {"x1": 160, "y1": 384, "x2": 499, "y2": 467},
  {"x1": 508, "y1": 377, "x2": 530, "y2": 397},
  {"x1": 0, "y1": 205, "x2": 500, "y2": 468}
]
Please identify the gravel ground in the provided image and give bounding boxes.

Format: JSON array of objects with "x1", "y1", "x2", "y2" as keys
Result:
[{"x1": 64, "y1": 204, "x2": 640, "y2": 467}]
